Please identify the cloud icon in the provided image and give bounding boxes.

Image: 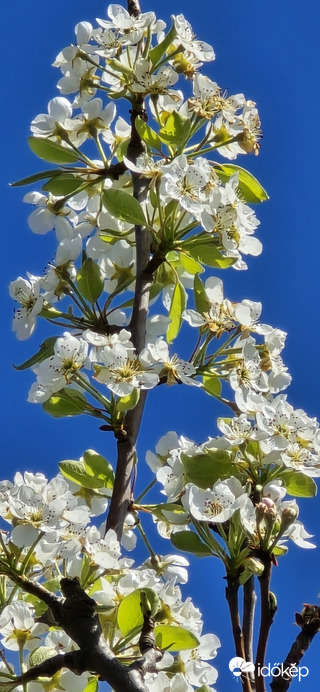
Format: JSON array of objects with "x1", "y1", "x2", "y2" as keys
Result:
[{"x1": 229, "y1": 657, "x2": 255, "y2": 677}]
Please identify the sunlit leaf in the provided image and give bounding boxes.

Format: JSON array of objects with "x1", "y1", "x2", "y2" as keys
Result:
[
  {"x1": 59, "y1": 459, "x2": 107, "y2": 489},
  {"x1": 10, "y1": 169, "x2": 61, "y2": 187},
  {"x1": 83, "y1": 450, "x2": 114, "y2": 488},
  {"x1": 214, "y1": 163, "x2": 269, "y2": 203},
  {"x1": 135, "y1": 117, "x2": 162, "y2": 152},
  {"x1": 280, "y1": 470, "x2": 317, "y2": 498},
  {"x1": 149, "y1": 24, "x2": 177, "y2": 65},
  {"x1": 43, "y1": 389, "x2": 89, "y2": 418},
  {"x1": 77, "y1": 258, "x2": 104, "y2": 303},
  {"x1": 117, "y1": 588, "x2": 160, "y2": 637},
  {"x1": 155, "y1": 625, "x2": 199, "y2": 651},
  {"x1": 166, "y1": 281, "x2": 186, "y2": 343}
]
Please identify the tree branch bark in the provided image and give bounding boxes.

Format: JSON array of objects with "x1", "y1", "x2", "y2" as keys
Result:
[
  {"x1": 3, "y1": 575, "x2": 162, "y2": 692},
  {"x1": 270, "y1": 605, "x2": 320, "y2": 692},
  {"x1": 255, "y1": 559, "x2": 276, "y2": 692},
  {"x1": 226, "y1": 576, "x2": 253, "y2": 692}
]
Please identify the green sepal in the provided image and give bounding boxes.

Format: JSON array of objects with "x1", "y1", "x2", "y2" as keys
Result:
[
  {"x1": 42, "y1": 388, "x2": 89, "y2": 418},
  {"x1": 214, "y1": 163, "x2": 269, "y2": 203},
  {"x1": 155, "y1": 625, "x2": 199, "y2": 651},
  {"x1": 103, "y1": 188, "x2": 147, "y2": 226},
  {"x1": 166, "y1": 280, "x2": 186, "y2": 343},
  {"x1": 83, "y1": 449, "x2": 114, "y2": 488},
  {"x1": 117, "y1": 588, "x2": 160, "y2": 637},
  {"x1": 28, "y1": 136, "x2": 79, "y2": 164},
  {"x1": 171, "y1": 530, "x2": 212, "y2": 557},
  {"x1": 76, "y1": 258, "x2": 104, "y2": 303},
  {"x1": 13, "y1": 336, "x2": 58, "y2": 370}
]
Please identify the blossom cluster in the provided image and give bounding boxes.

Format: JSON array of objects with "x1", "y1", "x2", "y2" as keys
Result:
[{"x1": 0, "y1": 468, "x2": 220, "y2": 692}]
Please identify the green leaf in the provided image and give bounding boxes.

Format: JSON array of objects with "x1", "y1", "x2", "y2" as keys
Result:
[
  {"x1": 28, "y1": 137, "x2": 79, "y2": 164},
  {"x1": 135, "y1": 118, "x2": 162, "y2": 152},
  {"x1": 146, "y1": 502, "x2": 188, "y2": 523},
  {"x1": 82, "y1": 678, "x2": 99, "y2": 692},
  {"x1": 59, "y1": 459, "x2": 107, "y2": 489},
  {"x1": 149, "y1": 24, "x2": 177, "y2": 65},
  {"x1": 10, "y1": 169, "x2": 61, "y2": 187},
  {"x1": 166, "y1": 281, "x2": 186, "y2": 343},
  {"x1": 13, "y1": 336, "x2": 58, "y2": 370},
  {"x1": 42, "y1": 174, "x2": 86, "y2": 196},
  {"x1": 214, "y1": 164, "x2": 269, "y2": 203},
  {"x1": 188, "y1": 244, "x2": 236, "y2": 268},
  {"x1": 103, "y1": 189, "x2": 146, "y2": 226},
  {"x1": 155, "y1": 625, "x2": 199, "y2": 651},
  {"x1": 116, "y1": 388, "x2": 140, "y2": 412},
  {"x1": 181, "y1": 449, "x2": 237, "y2": 488},
  {"x1": 159, "y1": 111, "x2": 191, "y2": 147},
  {"x1": 83, "y1": 450, "x2": 114, "y2": 488},
  {"x1": 29, "y1": 646, "x2": 57, "y2": 667},
  {"x1": 179, "y1": 252, "x2": 204, "y2": 275},
  {"x1": 280, "y1": 470, "x2": 317, "y2": 498},
  {"x1": 76, "y1": 258, "x2": 104, "y2": 303},
  {"x1": 194, "y1": 274, "x2": 210, "y2": 315},
  {"x1": 171, "y1": 530, "x2": 212, "y2": 557},
  {"x1": 43, "y1": 389, "x2": 89, "y2": 418},
  {"x1": 202, "y1": 375, "x2": 222, "y2": 397},
  {"x1": 117, "y1": 588, "x2": 160, "y2": 637}
]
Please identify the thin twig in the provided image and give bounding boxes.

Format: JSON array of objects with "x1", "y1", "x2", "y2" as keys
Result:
[
  {"x1": 255, "y1": 559, "x2": 277, "y2": 692},
  {"x1": 225, "y1": 576, "x2": 253, "y2": 692}
]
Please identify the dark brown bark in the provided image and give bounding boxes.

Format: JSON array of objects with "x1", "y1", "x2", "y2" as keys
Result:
[
  {"x1": 270, "y1": 605, "x2": 320, "y2": 692},
  {"x1": 6, "y1": 576, "x2": 161, "y2": 692}
]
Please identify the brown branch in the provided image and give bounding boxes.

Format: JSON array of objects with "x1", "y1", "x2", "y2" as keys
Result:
[
  {"x1": 270, "y1": 605, "x2": 320, "y2": 692},
  {"x1": 243, "y1": 575, "x2": 257, "y2": 680},
  {"x1": 7, "y1": 575, "x2": 161, "y2": 692},
  {"x1": 128, "y1": 0, "x2": 141, "y2": 17},
  {"x1": 226, "y1": 576, "x2": 253, "y2": 692},
  {"x1": 255, "y1": 559, "x2": 277, "y2": 692}
]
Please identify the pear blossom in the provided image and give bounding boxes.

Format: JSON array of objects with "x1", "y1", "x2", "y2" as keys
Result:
[
  {"x1": 28, "y1": 332, "x2": 89, "y2": 403},
  {"x1": 30, "y1": 97, "x2": 75, "y2": 139},
  {"x1": 23, "y1": 191, "x2": 77, "y2": 236},
  {"x1": 0, "y1": 602, "x2": 47, "y2": 651},
  {"x1": 94, "y1": 343, "x2": 159, "y2": 396},
  {"x1": 140, "y1": 338, "x2": 201, "y2": 387},
  {"x1": 9, "y1": 275, "x2": 43, "y2": 340},
  {"x1": 183, "y1": 477, "x2": 247, "y2": 523},
  {"x1": 173, "y1": 14, "x2": 215, "y2": 63}
]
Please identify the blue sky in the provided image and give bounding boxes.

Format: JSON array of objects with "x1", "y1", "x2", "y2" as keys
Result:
[{"x1": 2, "y1": 0, "x2": 320, "y2": 689}]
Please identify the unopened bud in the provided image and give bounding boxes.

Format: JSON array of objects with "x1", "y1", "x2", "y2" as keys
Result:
[
  {"x1": 244, "y1": 557, "x2": 265, "y2": 576},
  {"x1": 280, "y1": 506, "x2": 298, "y2": 531}
]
